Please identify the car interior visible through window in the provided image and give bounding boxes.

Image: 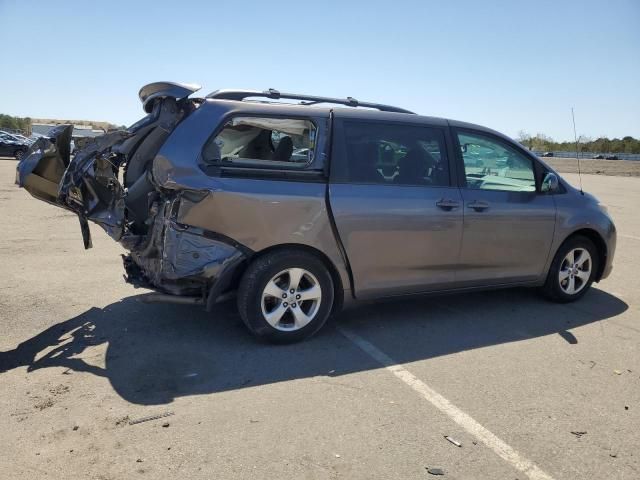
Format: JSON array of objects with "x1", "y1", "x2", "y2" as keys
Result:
[
  {"x1": 202, "y1": 116, "x2": 316, "y2": 168},
  {"x1": 457, "y1": 131, "x2": 536, "y2": 192},
  {"x1": 339, "y1": 121, "x2": 449, "y2": 186}
]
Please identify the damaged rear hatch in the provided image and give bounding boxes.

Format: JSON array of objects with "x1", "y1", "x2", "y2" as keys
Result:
[
  {"x1": 17, "y1": 81, "x2": 202, "y2": 249},
  {"x1": 16, "y1": 82, "x2": 247, "y2": 301},
  {"x1": 17, "y1": 82, "x2": 249, "y2": 303}
]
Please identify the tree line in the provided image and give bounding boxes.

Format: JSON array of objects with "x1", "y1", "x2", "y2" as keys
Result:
[
  {"x1": 0, "y1": 114, "x2": 31, "y2": 133},
  {"x1": 517, "y1": 131, "x2": 640, "y2": 154},
  {"x1": 3, "y1": 113, "x2": 638, "y2": 154}
]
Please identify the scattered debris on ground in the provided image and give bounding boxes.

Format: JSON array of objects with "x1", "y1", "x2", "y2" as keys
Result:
[
  {"x1": 34, "y1": 398, "x2": 54, "y2": 410},
  {"x1": 115, "y1": 416, "x2": 130, "y2": 427},
  {"x1": 427, "y1": 466, "x2": 445, "y2": 475},
  {"x1": 128, "y1": 412, "x2": 174, "y2": 426},
  {"x1": 49, "y1": 384, "x2": 70, "y2": 395},
  {"x1": 444, "y1": 436, "x2": 462, "y2": 447}
]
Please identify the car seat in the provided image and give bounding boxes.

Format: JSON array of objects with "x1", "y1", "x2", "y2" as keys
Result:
[{"x1": 272, "y1": 136, "x2": 293, "y2": 161}]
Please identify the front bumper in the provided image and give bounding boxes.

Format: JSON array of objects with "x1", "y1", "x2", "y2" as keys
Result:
[{"x1": 599, "y1": 220, "x2": 616, "y2": 281}]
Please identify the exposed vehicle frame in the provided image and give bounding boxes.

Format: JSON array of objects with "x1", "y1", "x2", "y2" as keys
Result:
[{"x1": 17, "y1": 82, "x2": 616, "y2": 342}]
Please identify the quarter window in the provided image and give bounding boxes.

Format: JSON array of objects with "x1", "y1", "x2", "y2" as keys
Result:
[
  {"x1": 202, "y1": 116, "x2": 316, "y2": 168},
  {"x1": 334, "y1": 121, "x2": 449, "y2": 186},
  {"x1": 457, "y1": 131, "x2": 536, "y2": 192}
]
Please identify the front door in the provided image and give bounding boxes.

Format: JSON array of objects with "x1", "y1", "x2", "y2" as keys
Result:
[
  {"x1": 328, "y1": 117, "x2": 463, "y2": 298},
  {"x1": 453, "y1": 129, "x2": 556, "y2": 285}
]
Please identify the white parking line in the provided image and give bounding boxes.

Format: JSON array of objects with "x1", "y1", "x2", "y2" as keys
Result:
[
  {"x1": 339, "y1": 328, "x2": 555, "y2": 480},
  {"x1": 619, "y1": 234, "x2": 640, "y2": 241}
]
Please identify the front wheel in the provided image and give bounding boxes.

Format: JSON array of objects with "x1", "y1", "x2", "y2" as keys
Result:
[
  {"x1": 542, "y1": 236, "x2": 599, "y2": 303},
  {"x1": 237, "y1": 250, "x2": 334, "y2": 343},
  {"x1": 14, "y1": 150, "x2": 25, "y2": 161}
]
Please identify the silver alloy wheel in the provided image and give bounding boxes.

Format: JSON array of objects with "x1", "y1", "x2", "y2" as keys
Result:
[
  {"x1": 558, "y1": 247, "x2": 592, "y2": 295},
  {"x1": 261, "y1": 267, "x2": 322, "y2": 331}
]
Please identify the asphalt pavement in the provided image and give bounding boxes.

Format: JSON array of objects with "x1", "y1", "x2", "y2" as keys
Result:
[{"x1": 1, "y1": 160, "x2": 638, "y2": 479}]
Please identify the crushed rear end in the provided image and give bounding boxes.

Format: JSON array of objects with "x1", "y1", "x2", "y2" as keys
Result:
[{"x1": 17, "y1": 82, "x2": 248, "y2": 306}]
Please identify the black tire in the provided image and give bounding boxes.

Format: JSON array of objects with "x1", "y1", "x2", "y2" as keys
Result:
[
  {"x1": 541, "y1": 235, "x2": 599, "y2": 303},
  {"x1": 237, "y1": 249, "x2": 334, "y2": 343},
  {"x1": 14, "y1": 149, "x2": 25, "y2": 161}
]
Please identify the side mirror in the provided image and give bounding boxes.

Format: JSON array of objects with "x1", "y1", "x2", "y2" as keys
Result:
[{"x1": 541, "y1": 172, "x2": 559, "y2": 193}]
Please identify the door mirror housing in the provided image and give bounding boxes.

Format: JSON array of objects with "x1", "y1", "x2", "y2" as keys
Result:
[{"x1": 541, "y1": 172, "x2": 559, "y2": 193}]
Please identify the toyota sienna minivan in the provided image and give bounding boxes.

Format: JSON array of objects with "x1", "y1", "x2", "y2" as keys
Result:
[{"x1": 18, "y1": 82, "x2": 616, "y2": 343}]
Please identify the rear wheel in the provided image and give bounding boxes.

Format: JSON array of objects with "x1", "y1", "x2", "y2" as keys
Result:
[
  {"x1": 14, "y1": 150, "x2": 24, "y2": 161},
  {"x1": 542, "y1": 236, "x2": 599, "y2": 303},
  {"x1": 237, "y1": 250, "x2": 334, "y2": 343}
]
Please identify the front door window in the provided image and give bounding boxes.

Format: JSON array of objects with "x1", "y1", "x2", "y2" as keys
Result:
[{"x1": 458, "y1": 131, "x2": 536, "y2": 192}]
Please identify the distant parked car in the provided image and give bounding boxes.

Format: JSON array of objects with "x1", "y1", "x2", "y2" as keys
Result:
[
  {"x1": 15, "y1": 134, "x2": 33, "y2": 144},
  {"x1": 605, "y1": 155, "x2": 618, "y2": 160},
  {"x1": 543, "y1": 152, "x2": 554, "y2": 157},
  {"x1": 0, "y1": 131, "x2": 33, "y2": 145},
  {"x1": 0, "y1": 132, "x2": 28, "y2": 160},
  {"x1": 593, "y1": 154, "x2": 605, "y2": 159},
  {"x1": 0, "y1": 130, "x2": 30, "y2": 144},
  {"x1": 30, "y1": 133, "x2": 48, "y2": 141}
]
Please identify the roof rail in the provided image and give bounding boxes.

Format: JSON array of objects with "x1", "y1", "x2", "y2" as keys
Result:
[{"x1": 205, "y1": 88, "x2": 415, "y2": 114}]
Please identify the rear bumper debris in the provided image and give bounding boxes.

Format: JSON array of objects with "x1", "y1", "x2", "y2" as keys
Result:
[{"x1": 122, "y1": 196, "x2": 250, "y2": 299}]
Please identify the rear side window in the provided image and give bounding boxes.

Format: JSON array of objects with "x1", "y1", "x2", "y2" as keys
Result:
[
  {"x1": 202, "y1": 116, "x2": 316, "y2": 168},
  {"x1": 332, "y1": 121, "x2": 449, "y2": 186}
]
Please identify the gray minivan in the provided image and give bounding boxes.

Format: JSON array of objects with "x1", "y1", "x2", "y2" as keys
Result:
[{"x1": 18, "y1": 82, "x2": 616, "y2": 343}]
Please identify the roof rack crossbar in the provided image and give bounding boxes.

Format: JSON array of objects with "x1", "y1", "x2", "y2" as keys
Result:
[{"x1": 205, "y1": 88, "x2": 414, "y2": 114}]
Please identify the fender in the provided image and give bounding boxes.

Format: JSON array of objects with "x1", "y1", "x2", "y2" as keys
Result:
[{"x1": 544, "y1": 190, "x2": 616, "y2": 281}]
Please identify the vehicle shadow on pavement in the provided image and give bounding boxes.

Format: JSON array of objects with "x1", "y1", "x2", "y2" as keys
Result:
[{"x1": 0, "y1": 287, "x2": 628, "y2": 405}]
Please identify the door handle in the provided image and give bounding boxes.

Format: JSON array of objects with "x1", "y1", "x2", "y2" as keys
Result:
[
  {"x1": 436, "y1": 199, "x2": 460, "y2": 211},
  {"x1": 467, "y1": 200, "x2": 489, "y2": 211}
]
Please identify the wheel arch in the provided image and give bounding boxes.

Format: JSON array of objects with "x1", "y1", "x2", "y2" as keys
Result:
[
  {"x1": 236, "y1": 243, "x2": 345, "y2": 314},
  {"x1": 558, "y1": 228, "x2": 608, "y2": 281}
]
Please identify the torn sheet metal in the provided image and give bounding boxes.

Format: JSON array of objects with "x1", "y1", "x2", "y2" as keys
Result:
[
  {"x1": 123, "y1": 197, "x2": 249, "y2": 296},
  {"x1": 16, "y1": 89, "x2": 240, "y2": 300}
]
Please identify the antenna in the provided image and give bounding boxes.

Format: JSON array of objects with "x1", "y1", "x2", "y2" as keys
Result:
[{"x1": 571, "y1": 107, "x2": 584, "y2": 195}]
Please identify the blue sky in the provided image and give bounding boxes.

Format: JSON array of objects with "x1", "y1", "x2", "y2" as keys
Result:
[{"x1": 1, "y1": 0, "x2": 638, "y2": 140}]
